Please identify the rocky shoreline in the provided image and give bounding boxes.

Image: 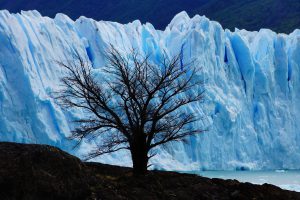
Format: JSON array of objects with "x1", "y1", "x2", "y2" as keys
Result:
[{"x1": 0, "y1": 142, "x2": 299, "y2": 200}]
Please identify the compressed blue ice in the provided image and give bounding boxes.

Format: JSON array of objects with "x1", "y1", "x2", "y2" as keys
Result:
[{"x1": 0, "y1": 10, "x2": 300, "y2": 171}]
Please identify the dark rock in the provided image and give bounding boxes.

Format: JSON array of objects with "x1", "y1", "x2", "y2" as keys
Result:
[
  {"x1": 0, "y1": 142, "x2": 300, "y2": 200},
  {"x1": 0, "y1": 142, "x2": 89, "y2": 200}
]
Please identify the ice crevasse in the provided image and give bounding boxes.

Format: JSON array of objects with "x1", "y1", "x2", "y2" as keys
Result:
[{"x1": 0, "y1": 10, "x2": 300, "y2": 171}]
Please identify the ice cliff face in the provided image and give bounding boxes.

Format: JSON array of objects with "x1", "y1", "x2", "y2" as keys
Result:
[{"x1": 0, "y1": 10, "x2": 300, "y2": 170}]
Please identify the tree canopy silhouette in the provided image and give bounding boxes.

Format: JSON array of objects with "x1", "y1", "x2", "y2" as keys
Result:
[{"x1": 56, "y1": 47, "x2": 204, "y2": 175}]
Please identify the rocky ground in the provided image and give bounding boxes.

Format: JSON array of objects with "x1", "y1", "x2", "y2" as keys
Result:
[{"x1": 0, "y1": 142, "x2": 299, "y2": 200}]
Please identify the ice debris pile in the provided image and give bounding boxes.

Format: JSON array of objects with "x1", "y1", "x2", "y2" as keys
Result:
[{"x1": 0, "y1": 10, "x2": 300, "y2": 171}]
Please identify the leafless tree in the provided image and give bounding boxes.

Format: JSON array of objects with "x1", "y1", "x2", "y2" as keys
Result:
[{"x1": 56, "y1": 47, "x2": 204, "y2": 175}]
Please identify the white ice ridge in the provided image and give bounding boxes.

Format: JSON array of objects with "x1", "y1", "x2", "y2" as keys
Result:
[{"x1": 0, "y1": 10, "x2": 300, "y2": 171}]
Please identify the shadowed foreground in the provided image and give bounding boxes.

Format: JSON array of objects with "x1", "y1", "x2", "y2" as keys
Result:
[{"x1": 0, "y1": 142, "x2": 299, "y2": 200}]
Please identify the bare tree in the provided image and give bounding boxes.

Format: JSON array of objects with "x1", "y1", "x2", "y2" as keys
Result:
[{"x1": 56, "y1": 47, "x2": 204, "y2": 175}]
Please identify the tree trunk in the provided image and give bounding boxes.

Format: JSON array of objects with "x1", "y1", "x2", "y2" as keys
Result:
[
  {"x1": 131, "y1": 151, "x2": 148, "y2": 175},
  {"x1": 130, "y1": 135, "x2": 149, "y2": 175}
]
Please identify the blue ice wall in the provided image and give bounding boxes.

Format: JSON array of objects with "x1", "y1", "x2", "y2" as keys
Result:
[{"x1": 0, "y1": 10, "x2": 300, "y2": 170}]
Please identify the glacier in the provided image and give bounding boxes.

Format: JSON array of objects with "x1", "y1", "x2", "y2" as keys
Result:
[{"x1": 0, "y1": 10, "x2": 300, "y2": 171}]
